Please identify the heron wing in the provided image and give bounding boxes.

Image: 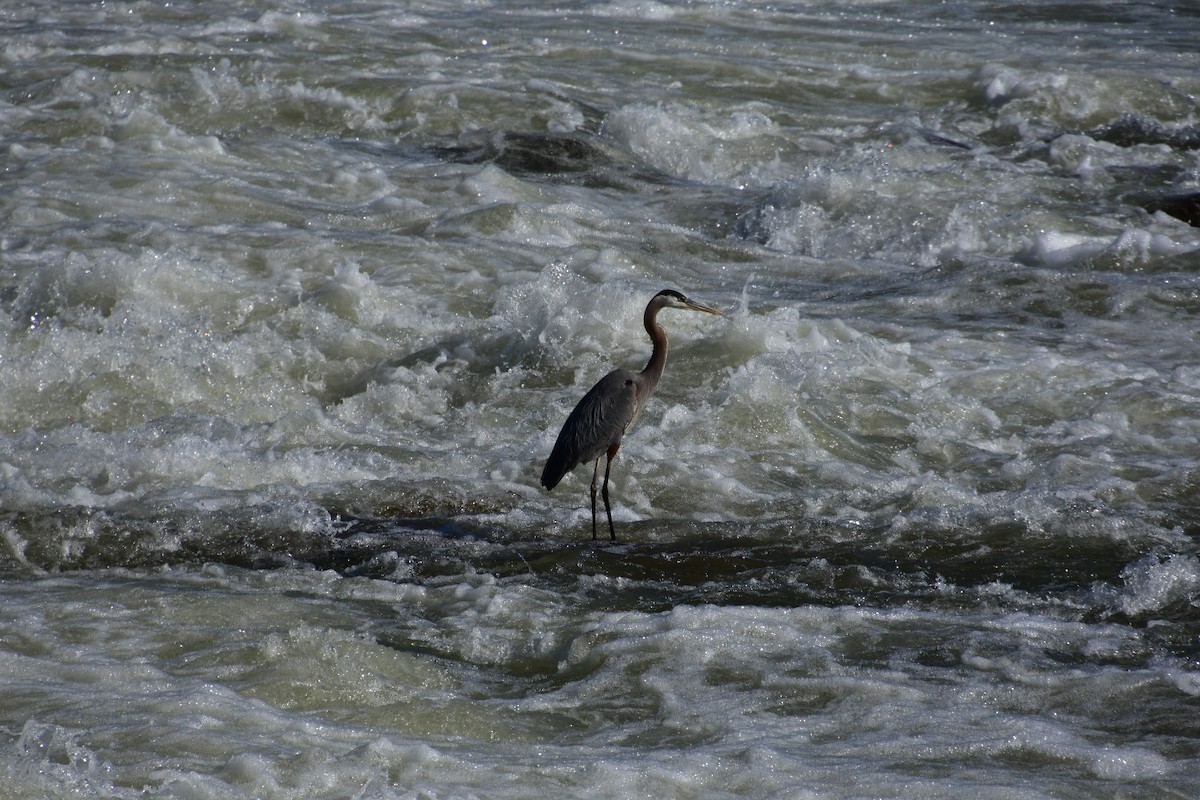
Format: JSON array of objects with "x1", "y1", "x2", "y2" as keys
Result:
[{"x1": 540, "y1": 369, "x2": 638, "y2": 490}]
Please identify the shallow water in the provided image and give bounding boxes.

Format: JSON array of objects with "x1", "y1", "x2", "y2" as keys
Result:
[{"x1": 2, "y1": 1, "x2": 1199, "y2": 797}]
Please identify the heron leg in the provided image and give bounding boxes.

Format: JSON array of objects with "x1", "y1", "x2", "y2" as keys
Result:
[
  {"x1": 589, "y1": 458, "x2": 602, "y2": 541},
  {"x1": 602, "y1": 442, "x2": 620, "y2": 542}
]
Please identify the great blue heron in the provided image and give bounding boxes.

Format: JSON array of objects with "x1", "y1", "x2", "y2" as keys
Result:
[{"x1": 540, "y1": 289, "x2": 722, "y2": 541}]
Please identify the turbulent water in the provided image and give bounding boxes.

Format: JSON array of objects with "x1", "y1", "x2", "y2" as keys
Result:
[{"x1": 3, "y1": 1, "x2": 1200, "y2": 797}]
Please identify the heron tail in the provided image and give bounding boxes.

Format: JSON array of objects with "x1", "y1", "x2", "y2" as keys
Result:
[{"x1": 540, "y1": 450, "x2": 570, "y2": 490}]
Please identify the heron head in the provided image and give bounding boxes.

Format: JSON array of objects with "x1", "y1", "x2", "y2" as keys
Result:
[{"x1": 654, "y1": 289, "x2": 722, "y2": 316}]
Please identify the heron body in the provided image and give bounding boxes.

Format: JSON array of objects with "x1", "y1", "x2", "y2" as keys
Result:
[{"x1": 540, "y1": 289, "x2": 721, "y2": 541}]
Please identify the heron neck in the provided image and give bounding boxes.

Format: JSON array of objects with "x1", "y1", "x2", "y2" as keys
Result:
[{"x1": 639, "y1": 303, "x2": 668, "y2": 394}]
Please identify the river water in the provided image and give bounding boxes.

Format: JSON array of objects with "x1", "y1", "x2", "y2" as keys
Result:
[{"x1": 3, "y1": 1, "x2": 1200, "y2": 797}]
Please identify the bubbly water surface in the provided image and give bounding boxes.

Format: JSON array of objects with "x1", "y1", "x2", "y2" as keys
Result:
[{"x1": 2, "y1": 2, "x2": 1199, "y2": 798}]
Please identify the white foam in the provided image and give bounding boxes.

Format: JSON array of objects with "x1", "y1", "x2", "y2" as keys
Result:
[
  {"x1": 1114, "y1": 553, "x2": 1200, "y2": 617},
  {"x1": 588, "y1": 0, "x2": 681, "y2": 20},
  {"x1": 604, "y1": 102, "x2": 783, "y2": 186},
  {"x1": 1027, "y1": 228, "x2": 1199, "y2": 268},
  {"x1": 3, "y1": 5, "x2": 1199, "y2": 796}
]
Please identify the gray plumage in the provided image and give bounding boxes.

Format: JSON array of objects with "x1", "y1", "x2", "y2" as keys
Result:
[{"x1": 541, "y1": 289, "x2": 721, "y2": 541}]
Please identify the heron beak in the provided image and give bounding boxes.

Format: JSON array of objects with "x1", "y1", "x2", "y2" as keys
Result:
[{"x1": 684, "y1": 298, "x2": 722, "y2": 316}]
